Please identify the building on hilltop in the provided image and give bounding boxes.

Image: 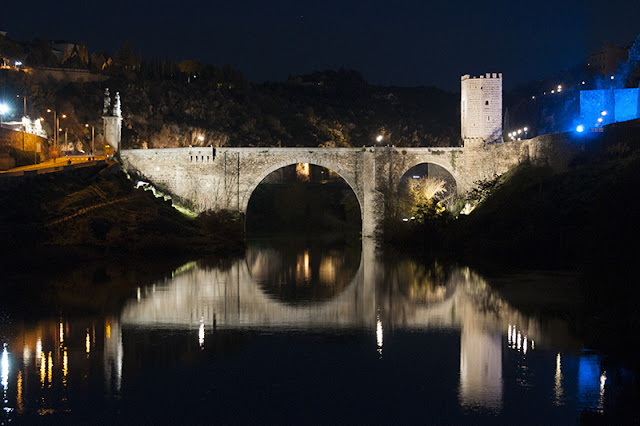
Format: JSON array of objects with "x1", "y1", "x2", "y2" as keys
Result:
[
  {"x1": 461, "y1": 73, "x2": 503, "y2": 144},
  {"x1": 588, "y1": 44, "x2": 629, "y2": 78}
]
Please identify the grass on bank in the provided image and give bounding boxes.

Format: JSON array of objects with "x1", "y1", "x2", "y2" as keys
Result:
[{"x1": 0, "y1": 162, "x2": 245, "y2": 269}]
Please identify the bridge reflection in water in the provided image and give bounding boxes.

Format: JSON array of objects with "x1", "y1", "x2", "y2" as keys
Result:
[
  {"x1": 1, "y1": 238, "x2": 609, "y2": 420},
  {"x1": 117, "y1": 238, "x2": 580, "y2": 410}
]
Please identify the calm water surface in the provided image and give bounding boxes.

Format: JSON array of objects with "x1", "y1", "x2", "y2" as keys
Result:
[{"x1": 0, "y1": 237, "x2": 634, "y2": 424}]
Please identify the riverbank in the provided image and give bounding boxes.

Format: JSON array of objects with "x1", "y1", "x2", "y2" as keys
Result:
[{"x1": 0, "y1": 161, "x2": 245, "y2": 274}]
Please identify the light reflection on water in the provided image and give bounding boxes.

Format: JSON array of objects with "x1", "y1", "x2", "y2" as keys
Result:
[{"x1": 0, "y1": 237, "x2": 626, "y2": 423}]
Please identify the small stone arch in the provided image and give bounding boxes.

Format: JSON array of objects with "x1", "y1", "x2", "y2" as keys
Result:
[
  {"x1": 397, "y1": 159, "x2": 460, "y2": 197},
  {"x1": 396, "y1": 161, "x2": 459, "y2": 211}
]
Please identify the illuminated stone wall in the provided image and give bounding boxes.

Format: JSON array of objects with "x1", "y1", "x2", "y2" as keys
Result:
[
  {"x1": 121, "y1": 135, "x2": 578, "y2": 237},
  {"x1": 461, "y1": 73, "x2": 502, "y2": 142},
  {"x1": 580, "y1": 88, "x2": 639, "y2": 128}
]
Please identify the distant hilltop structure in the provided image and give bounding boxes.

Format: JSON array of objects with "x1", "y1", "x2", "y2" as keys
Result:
[{"x1": 461, "y1": 73, "x2": 502, "y2": 145}]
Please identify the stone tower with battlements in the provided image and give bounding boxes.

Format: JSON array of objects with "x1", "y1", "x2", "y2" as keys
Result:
[{"x1": 461, "y1": 73, "x2": 502, "y2": 145}]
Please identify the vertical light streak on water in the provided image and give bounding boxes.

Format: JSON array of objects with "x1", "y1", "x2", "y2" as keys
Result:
[
  {"x1": 1, "y1": 345, "x2": 8, "y2": 392},
  {"x1": 35, "y1": 338, "x2": 42, "y2": 368},
  {"x1": 1, "y1": 344, "x2": 9, "y2": 414},
  {"x1": 40, "y1": 352, "x2": 46, "y2": 387},
  {"x1": 47, "y1": 352, "x2": 52, "y2": 385},
  {"x1": 376, "y1": 313, "x2": 383, "y2": 356},
  {"x1": 17, "y1": 370, "x2": 23, "y2": 414},
  {"x1": 62, "y1": 350, "x2": 68, "y2": 387},
  {"x1": 199, "y1": 320, "x2": 205, "y2": 348},
  {"x1": 116, "y1": 328, "x2": 123, "y2": 393},
  {"x1": 599, "y1": 371, "x2": 607, "y2": 411},
  {"x1": 554, "y1": 353, "x2": 564, "y2": 406}
]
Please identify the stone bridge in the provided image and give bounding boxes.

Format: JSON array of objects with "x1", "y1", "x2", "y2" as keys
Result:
[{"x1": 121, "y1": 134, "x2": 578, "y2": 237}]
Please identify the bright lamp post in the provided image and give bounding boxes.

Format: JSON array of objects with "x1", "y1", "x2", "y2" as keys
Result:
[
  {"x1": 0, "y1": 103, "x2": 8, "y2": 124},
  {"x1": 46, "y1": 109, "x2": 57, "y2": 148},
  {"x1": 46, "y1": 110, "x2": 67, "y2": 150},
  {"x1": 85, "y1": 123, "x2": 95, "y2": 157}
]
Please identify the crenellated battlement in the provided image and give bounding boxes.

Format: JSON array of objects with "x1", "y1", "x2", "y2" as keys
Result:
[{"x1": 461, "y1": 73, "x2": 502, "y2": 81}]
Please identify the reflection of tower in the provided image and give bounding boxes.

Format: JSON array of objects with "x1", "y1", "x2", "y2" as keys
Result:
[
  {"x1": 459, "y1": 307, "x2": 503, "y2": 410},
  {"x1": 102, "y1": 88, "x2": 123, "y2": 153}
]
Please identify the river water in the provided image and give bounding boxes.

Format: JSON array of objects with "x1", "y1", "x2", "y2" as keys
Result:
[{"x1": 0, "y1": 236, "x2": 635, "y2": 424}]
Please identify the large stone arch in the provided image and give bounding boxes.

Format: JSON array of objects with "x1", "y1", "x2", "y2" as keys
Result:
[{"x1": 240, "y1": 159, "x2": 364, "y2": 222}]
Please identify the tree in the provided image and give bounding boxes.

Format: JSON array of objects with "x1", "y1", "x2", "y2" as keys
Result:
[
  {"x1": 0, "y1": 34, "x2": 25, "y2": 61},
  {"x1": 115, "y1": 40, "x2": 134, "y2": 70},
  {"x1": 25, "y1": 38, "x2": 58, "y2": 67}
]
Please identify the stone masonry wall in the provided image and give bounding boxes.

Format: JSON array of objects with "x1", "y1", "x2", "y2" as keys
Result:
[
  {"x1": 461, "y1": 73, "x2": 502, "y2": 142},
  {"x1": 121, "y1": 134, "x2": 578, "y2": 237},
  {"x1": 0, "y1": 127, "x2": 50, "y2": 159}
]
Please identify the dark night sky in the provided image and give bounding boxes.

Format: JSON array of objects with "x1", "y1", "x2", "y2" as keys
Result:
[{"x1": 2, "y1": 0, "x2": 639, "y2": 91}]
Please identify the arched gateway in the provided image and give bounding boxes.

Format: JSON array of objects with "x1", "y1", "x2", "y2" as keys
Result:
[{"x1": 121, "y1": 139, "x2": 573, "y2": 237}]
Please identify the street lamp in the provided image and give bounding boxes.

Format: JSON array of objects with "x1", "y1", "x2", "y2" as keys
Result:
[
  {"x1": 16, "y1": 95, "x2": 27, "y2": 150},
  {"x1": 0, "y1": 103, "x2": 8, "y2": 124},
  {"x1": 85, "y1": 123, "x2": 95, "y2": 157},
  {"x1": 16, "y1": 94, "x2": 26, "y2": 117},
  {"x1": 47, "y1": 109, "x2": 57, "y2": 148},
  {"x1": 46, "y1": 110, "x2": 67, "y2": 151}
]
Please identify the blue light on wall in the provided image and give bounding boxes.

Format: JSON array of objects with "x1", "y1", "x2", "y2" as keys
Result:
[{"x1": 580, "y1": 89, "x2": 640, "y2": 128}]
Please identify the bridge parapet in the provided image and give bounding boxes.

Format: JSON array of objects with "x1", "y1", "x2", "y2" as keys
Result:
[{"x1": 121, "y1": 135, "x2": 579, "y2": 237}]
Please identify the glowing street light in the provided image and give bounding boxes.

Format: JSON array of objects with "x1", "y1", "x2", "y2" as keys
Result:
[
  {"x1": 46, "y1": 109, "x2": 67, "y2": 149},
  {"x1": 576, "y1": 124, "x2": 585, "y2": 133},
  {"x1": 601, "y1": 111, "x2": 607, "y2": 116},
  {"x1": 376, "y1": 134, "x2": 383, "y2": 143},
  {"x1": 85, "y1": 123, "x2": 95, "y2": 157},
  {"x1": 0, "y1": 103, "x2": 8, "y2": 124}
]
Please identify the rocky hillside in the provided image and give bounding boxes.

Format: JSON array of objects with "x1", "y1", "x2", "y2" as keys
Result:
[{"x1": 1, "y1": 67, "x2": 459, "y2": 152}]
